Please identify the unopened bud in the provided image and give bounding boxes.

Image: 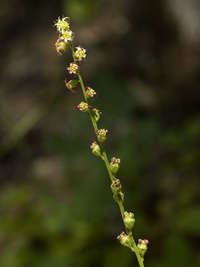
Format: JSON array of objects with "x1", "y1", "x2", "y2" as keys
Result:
[
  {"x1": 110, "y1": 157, "x2": 120, "y2": 174},
  {"x1": 90, "y1": 141, "x2": 101, "y2": 157},
  {"x1": 117, "y1": 232, "x2": 131, "y2": 248},
  {"x1": 137, "y1": 239, "x2": 149, "y2": 257},
  {"x1": 55, "y1": 37, "x2": 68, "y2": 55},
  {"x1": 124, "y1": 211, "x2": 135, "y2": 231}
]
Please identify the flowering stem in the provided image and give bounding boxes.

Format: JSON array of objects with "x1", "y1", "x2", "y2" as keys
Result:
[
  {"x1": 70, "y1": 44, "x2": 145, "y2": 267},
  {"x1": 54, "y1": 16, "x2": 148, "y2": 267}
]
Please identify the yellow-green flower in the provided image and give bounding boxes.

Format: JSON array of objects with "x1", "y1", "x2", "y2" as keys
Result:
[
  {"x1": 74, "y1": 47, "x2": 86, "y2": 61},
  {"x1": 97, "y1": 129, "x2": 108, "y2": 143},
  {"x1": 90, "y1": 141, "x2": 101, "y2": 157},
  {"x1": 77, "y1": 101, "x2": 90, "y2": 112},
  {"x1": 62, "y1": 30, "x2": 73, "y2": 43},
  {"x1": 55, "y1": 17, "x2": 70, "y2": 33},
  {"x1": 55, "y1": 37, "x2": 68, "y2": 55},
  {"x1": 67, "y1": 62, "x2": 79, "y2": 74},
  {"x1": 86, "y1": 87, "x2": 96, "y2": 98}
]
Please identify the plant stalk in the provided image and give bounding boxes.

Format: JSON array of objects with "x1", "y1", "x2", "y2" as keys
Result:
[{"x1": 70, "y1": 45, "x2": 145, "y2": 267}]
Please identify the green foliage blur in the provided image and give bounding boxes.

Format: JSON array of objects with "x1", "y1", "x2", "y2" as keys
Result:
[{"x1": 0, "y1": 0, "x2": 200, "y2": 267}]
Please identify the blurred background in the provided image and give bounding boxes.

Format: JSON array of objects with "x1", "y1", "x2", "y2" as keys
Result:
[{"x1": 1, "y1": 0, "x2": 200, "y2": 266}]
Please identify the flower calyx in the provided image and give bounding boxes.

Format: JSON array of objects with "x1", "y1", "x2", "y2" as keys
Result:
[
  {"x1": 110, "y1": 157, "x2": 120, "y2": 174},
  {"x1": 97, "y1": 129, "x2": 108, "y2": 143},
  {"x1": 137, "y1": 239, "x2": 149, "y2": 257},
  {"x1": 77, "y1": 102, "x2": 90, "y2": 112}
]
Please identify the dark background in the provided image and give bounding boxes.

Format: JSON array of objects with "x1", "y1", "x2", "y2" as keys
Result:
[{"x1": 0, "y1": 0, "x2": 200, "y2": 266}]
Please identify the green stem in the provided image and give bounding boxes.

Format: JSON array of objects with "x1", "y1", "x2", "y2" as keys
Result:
[
  {"x1": 70, "y1": 45, "x2": 145, "y2": 267},
  {"x1": 130, "y1": 233, "x2": 145, "y2": 267}
]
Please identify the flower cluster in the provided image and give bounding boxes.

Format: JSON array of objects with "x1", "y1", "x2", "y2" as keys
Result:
[
  {"x1": 54, "y1": 17, "x2": 73, "y2": 55},
  {"x1": 54, "y1": 16, "x2": 149, "y2": 267}
]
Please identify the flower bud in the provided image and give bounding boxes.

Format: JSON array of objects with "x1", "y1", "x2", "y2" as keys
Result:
[
  {"x1": 117, "y1": 232, "x2": 131, "y2": 248},
  {"x1": 67, "y1": 62, "x2": 79, "y2": 74},
  {"x1": 74, "y1": 47, "x2": 86, "y2": 61},
  {"x1": 110, "y1": 157, "x2": 120, "y2": 174},
  {"x1": 124, "y1": 211, "x2": 135, "y2": 231},
  {"x1": 97, "y1": 129, "x2": 108, "y2": 143},
  {"x1": 55, "y1": 37, "x2": 68, "y2": 55},
  {"x1": 90, "y1": 141, "x2": 101, "y2": 157},
  {"x1": 91, "y1": 108, "x2": 101, "y2": 122},
  {"x1": 77, "y1": 102, "x2": 90, "y2": 112},
  {"x1": 137, "y1": 239, "x2": 149, "y2": 257},
  {"x1": 86, "y1": 87, "x2": 96, "y2": 98}
]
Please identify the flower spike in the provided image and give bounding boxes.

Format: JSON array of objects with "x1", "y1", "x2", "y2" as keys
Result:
[{"x1": 54, "y1": 16, "x2": 148, "y2": 267}]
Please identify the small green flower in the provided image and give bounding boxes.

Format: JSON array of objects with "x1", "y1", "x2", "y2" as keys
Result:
[
  {"x1": 117, "y1": 232, "x2": 131, "y2": 248},
  {"x1": 55, "y1": 17, "x2": 70, "y2": 33},
  {"x1": 124, "y1": 211, "x2": 135, "y2": 231},
  {"x1": 62, "y1": 30, "x2": 73, "y2": 43},
  {"x1": 74, "y1": 47, "x2": 86, "y2": 61},
  {"x1": 90, "y1": 141, "x2": 101, "y2": 157},
  {"x1": 110, "y1": 157, "x2": 120, "y2": 174},
  {"x1": 77, "y1": 101, "x2": 90, "y2": 112},
  {"x1": 111, "y1": 178, "x2": 124, "y2": 202},
  {"x1": 67, "y1": 62, "x2": 79, "y2": 74},
  {"x1": 55, "y1": 37, "x2": 68, "y2": 55},
  {"x1": 86, "y1": 87, "x2": 96, "y2": 98},
  {"x1": 97, "y1": 129, "x2": 108, "y2": 143},
  {"x1": 137, "y1": 239, "x2": 149, "y2": 257}
]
